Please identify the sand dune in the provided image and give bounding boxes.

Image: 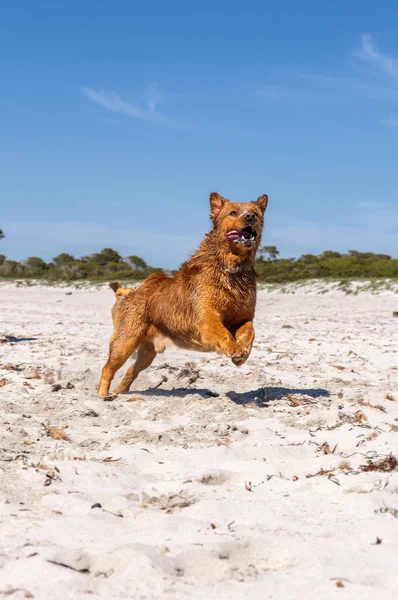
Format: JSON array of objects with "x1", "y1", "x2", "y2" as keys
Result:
[{"x1": 1, "y1": 283, "x2": 398, "y2": 599}]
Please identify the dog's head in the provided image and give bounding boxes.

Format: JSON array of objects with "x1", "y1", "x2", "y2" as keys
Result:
[
  {"x1": 209, "y1": 192, "x2": 268, "y2": 254},
  {"x1": 109, "y1": 281, "x2": 129, "y2": 300},
  {"x1": 109, "y1": 281, "x2": 122, "y2": 295}
]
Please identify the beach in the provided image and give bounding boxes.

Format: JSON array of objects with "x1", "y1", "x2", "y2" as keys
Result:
[{"x1": 1, "y1": 282, "x2": 398, "y2": 599}]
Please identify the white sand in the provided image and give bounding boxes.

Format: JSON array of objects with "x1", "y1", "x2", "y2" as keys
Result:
[{"x1": 1, "y1": 283, "x2": 398, "y2": 599}]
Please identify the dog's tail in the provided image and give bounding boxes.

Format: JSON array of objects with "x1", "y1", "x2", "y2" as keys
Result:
[{"x1": 109, "y1": 281, "x2": 122, "y2": 294}]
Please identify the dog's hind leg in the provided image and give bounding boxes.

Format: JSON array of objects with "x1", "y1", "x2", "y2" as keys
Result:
[
  {"x1": 98, "y1": 327, "x2": 147, "y2": 397},
  {"x1": 113, "y1": 338, "x2": 157, "y2": 395}
]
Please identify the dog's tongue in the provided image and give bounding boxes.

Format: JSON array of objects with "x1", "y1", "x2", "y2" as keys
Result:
[{"x1": 226, "y1": 230, "x2": 250, "y2": 241}]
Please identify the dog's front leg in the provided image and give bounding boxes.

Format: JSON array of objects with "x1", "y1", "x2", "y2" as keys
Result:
[
  {"x1": 231, "y1": 321, "x2": 255, "y2": 366},
  {"x1": 199, "y1": 311, "x2": 240, "y2": 357}
]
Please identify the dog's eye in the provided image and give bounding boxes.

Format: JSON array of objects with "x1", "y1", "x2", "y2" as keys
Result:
[{"x1": 229, "y1": 211, "x2": 239, "y2": 217}]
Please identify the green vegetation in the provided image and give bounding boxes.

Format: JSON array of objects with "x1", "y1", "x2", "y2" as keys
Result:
[
  {"x1": 0, "y1": 236, "x2": 397, "y2": 283},
  {"x1": 256, "y1": 247, "x2": 398, "y2": 282},
  {"x1": 0, "y1": 247, "x2": 162, "y2": 282}
]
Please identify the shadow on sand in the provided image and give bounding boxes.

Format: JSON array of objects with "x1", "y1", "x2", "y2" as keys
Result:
[
  {"x1": 133, "y1": 387, "x2": 220, "y2": 399},
  {"x1": 226, "y1": 386, "x2": 330, "y2": 406},
  {"x1": 2, "y1": 336, "x2": 39, "y2": 343},
  {"x1": 124, "y1": 385, "x2": 330, "y2": 406}
]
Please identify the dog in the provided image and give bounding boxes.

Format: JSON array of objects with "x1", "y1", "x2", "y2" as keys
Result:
[{"x1": 98, "y1": 192, "x2": 268, "y2": 396}]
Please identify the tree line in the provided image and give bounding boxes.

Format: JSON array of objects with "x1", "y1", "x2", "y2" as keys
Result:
[
  {"x1": 256, "y1": 246, "x2": 398, "y2": 282},
  {"x1": 0, "y1": 246, "x2": 163, "y2": 281},
  {"x1": 0, "y1": 230, "x2": 397, "y2": 282}
]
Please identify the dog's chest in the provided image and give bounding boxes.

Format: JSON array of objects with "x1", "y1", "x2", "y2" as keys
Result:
[{"x1": 217, "y1": 284, "x2": 256, "y2": 326}]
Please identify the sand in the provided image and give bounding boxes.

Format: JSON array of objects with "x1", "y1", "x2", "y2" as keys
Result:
[{"x1": 1, "y1": 282, "x2": 398, "y2": 599}]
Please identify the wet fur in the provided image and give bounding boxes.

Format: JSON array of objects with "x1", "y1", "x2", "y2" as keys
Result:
[
  {"x1": 98, "y1": 192, "x2": 268, "y2": 396},
  {"x1": 109, "y1": 281, "x2": 166, "y2": 354},
  {"x1": 109, "y1": 282, "x2": 134, "y2": 329}
]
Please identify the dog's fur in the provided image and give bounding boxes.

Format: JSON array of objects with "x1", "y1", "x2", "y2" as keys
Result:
[
  {"x1": 109, "y1": 281, "x2": 166, "y2": 354},
  {"x1": 109, "y1": 281, "x2": 134, "y2": 328},
  {"x1": 109, "y1": 282, "x2": 134, "y2": 329},
  {"x1": 98, "y1": 192, "x2": 268, "y2": 396}
]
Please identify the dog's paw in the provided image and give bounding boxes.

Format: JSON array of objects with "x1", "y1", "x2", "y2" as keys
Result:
[
  {"x1": 231, "y1": 349, "x2": 249, "y2": 366},
  {"x1": 103, "y1": 393, "x2": 118, "y2": 401},
  {"x1": 224, "y1": 254, "x2": 242, "y2": 273},
  {"x1": 112, "y1": 384, "x2": 130, "y2": 395}
]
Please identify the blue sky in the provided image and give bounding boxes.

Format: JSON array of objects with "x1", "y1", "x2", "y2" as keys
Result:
[{"x1": 1, "y1": 1, "x2": 398, "y2": 268}]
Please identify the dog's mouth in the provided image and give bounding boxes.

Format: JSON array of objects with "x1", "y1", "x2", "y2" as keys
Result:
[{"x1": 226, "y1": 226, "x2": 257, "y2": 246}]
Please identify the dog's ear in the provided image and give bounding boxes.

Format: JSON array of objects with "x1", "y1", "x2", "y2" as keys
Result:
[
  {"x1": 255, "y1": 194, "x2": 268, "y2": 213},
  {"x1": 209, "y1": 192, "x2": 226, "y2": 222},
  {"x1": 109, "y1": 281, "x2": 122, "y2": 293}
]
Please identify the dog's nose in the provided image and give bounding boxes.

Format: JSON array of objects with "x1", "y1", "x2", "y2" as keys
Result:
[{"x1": 245, "y1": 213, "x2": 256, "y2": 224}]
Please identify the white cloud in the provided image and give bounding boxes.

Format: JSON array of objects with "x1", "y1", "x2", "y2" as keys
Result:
[
  {"x1": 82, "y1": 87, "x2": 182, "y2": 128},
  {"x1": 145, "y1": 81, "x2": 169, "y2": 113},
  {"x1": 354, "y1": 34, "x2": 398, "y2": 79},
  {"x1": 256, "y1": 34, "x2": 398, "y2": 128}
]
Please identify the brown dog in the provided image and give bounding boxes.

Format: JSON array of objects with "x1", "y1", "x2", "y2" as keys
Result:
[{"x1": 98, "y1": 192, "x2": 268, "y2": 396}]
